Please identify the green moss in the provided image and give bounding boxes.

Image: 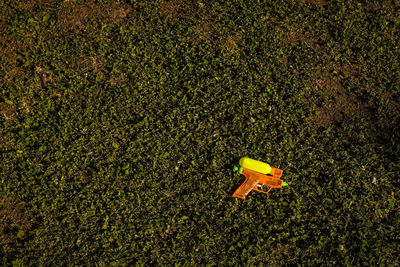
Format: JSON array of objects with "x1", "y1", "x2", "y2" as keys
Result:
[{"x1": 1, "y1": 0, "x2": 399, "y2": 265}]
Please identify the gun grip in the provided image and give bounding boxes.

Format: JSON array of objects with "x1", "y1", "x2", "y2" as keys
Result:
[{"x1": 232, "y1": 174, "x2": 258, "y2": 200}]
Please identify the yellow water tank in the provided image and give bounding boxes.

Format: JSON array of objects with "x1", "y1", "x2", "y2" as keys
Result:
[{"x1": 239, "y1": 157, "x2": 271, "y2": 174}]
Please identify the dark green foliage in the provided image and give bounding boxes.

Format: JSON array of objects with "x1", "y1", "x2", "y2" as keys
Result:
[{"x1": 1, "y1": 0, "x2": 399, "y2": 265}]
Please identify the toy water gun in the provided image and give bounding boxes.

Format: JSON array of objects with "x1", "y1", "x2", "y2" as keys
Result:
[{"x1": 232, "y1": 157, "x2": 288, "y2": 200}]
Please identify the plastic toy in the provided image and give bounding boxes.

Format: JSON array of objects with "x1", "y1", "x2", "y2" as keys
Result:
[{"x1": 232, "y1": 157, "x2": 288, "y2": 199}]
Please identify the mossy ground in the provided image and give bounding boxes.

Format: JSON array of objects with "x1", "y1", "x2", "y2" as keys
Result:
[{"x1": 1, "y1": 0, "x2": 399, "y2": 265}]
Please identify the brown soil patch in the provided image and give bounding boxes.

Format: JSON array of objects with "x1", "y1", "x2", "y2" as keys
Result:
[
  {"x1": 0, "y1": 40, "x2": 25, "y2": 73},
  {"x1": 0, "y1": 196, "x2": 37, "y2": 255},
  {"x1": 280, "y1": 25, "x2": 330, "y2": 51},
  {"x1": 223, "y1": 34, "x2": 243, "y2": 50},
  {"x1": 305, "y1": 63, "x2": 372, "y2": 127},
  {"x1": 313, "y1": 78, "x2": 367, "y2": 127},
  {"x1": 20, "y1": 0, "x2": 59, "y2": 10},
  {"x1": 364, "y1": 1, "x2": 398, "y2": 12},
  {"x1": 19, "y1": 0, "x2": 132, "y2": 34},
  {"x1": 297, "y1": 0, "x2": 328, "y2": 6},
  {"x1": 0, "y1": 102, "x2": 17, "y2": 121},
  {"x1": 194, "y1": 20, "x2": 214, "y2": 43},
  {"x1": 54, "y1": 0, "x2": 131, "y2": 33},
  {"x1": 286, "y1": 29, "x2": 315, "y2": 46},
  {"x1": 161, "y1": 0, "x2": 190, "y2": 22}
]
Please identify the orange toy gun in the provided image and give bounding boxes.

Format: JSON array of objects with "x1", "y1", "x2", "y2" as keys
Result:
[{"x1": 232, "y1": 157, "x2": 288, "y2": 200}]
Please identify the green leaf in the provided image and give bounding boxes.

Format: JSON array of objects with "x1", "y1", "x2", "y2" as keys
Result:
[
  {"x1": 43, "y1": 14, "x2": 51, "y2": 22},
  {"x1": 17, "y1": 230, "x2": 25, "y2": 239},
  {"x1": 102, "y1": 216, "x2": 109, "y2": 230}
]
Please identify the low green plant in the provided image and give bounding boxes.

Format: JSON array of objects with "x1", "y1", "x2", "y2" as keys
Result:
[{"x1": 1, "y1": 0, "x2": 399, "y2": 265}]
